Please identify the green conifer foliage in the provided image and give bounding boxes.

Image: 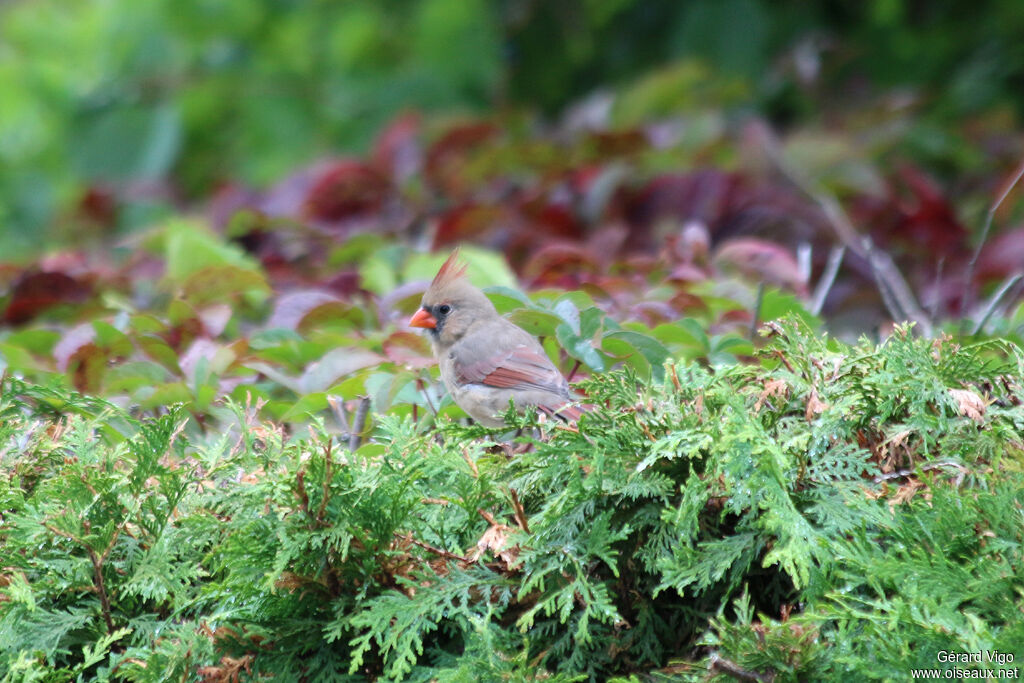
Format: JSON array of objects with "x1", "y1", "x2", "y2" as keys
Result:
[{"x1": 1, "y1": 320, "x2": 1022, "y2": 680}]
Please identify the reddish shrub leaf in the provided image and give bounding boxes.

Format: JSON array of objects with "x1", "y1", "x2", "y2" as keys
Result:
[
  {"x1": 433, "y1": 204, "x2": 505, "y2": 249},
  {"x1": 371, "y1": 111, "x2": 422, "y2": 182},
  {"x1": 268, "y1": 291, "x2": 342, "y2": 330},
  {"x1": 3, "y1": 271, "x2": 89, "y2": 325},
  {"x1": 54, "y1": 323, "x2": 97, "y2": 372},
  {"x1": 300, "y1": 348, "x2": 384, "y2": 394},
  {"x1": 304, "y1": 160, "x2": 390, "y2": 221},
  {"x1": 713, "y1": 238, "x2": 809, "y2": 294},
  {"x1": 424, "y1": 122, "x2": 499, "y2": 196},
  {"x1": 383, "y1": 331, "x2": 435, "y2": 369},
  {"x1": 977, "y1": 227, "x2": 1024, "y2": 282},
  {"x1": 77, "y1": 185, "x2": 117, "y2": 226}
]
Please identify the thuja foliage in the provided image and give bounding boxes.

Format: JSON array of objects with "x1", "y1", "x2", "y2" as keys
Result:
[{"x1": 1, "y1": 320, "x2": 1023, "y2": 681}]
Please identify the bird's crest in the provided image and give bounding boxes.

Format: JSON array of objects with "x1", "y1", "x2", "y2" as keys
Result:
[{"x1": 430, "y1": 249, "x2": 468, "y2": 291}]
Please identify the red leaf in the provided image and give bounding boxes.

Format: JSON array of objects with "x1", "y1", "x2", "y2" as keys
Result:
[
  {"x1": 977, "y1": 227, "x2": 1024, "y2": 282},
  {"x1": 54, "y1": 323, "x2": 97, "y2": 372},
  {"x1": 424, "y1": 122, "x2": 499, "y2": 196},
  {"x1": 433, "y1": 204, "x2": 505, "y2": 249},
  {"x1": 77, "y1": 185, "x2": 117, "y2": 226},
  {"x1": 371, "y1": 111, "x2": 422, "y2": 181},
  {"x1": 304, "y1": 160, "x2": 390, "y2": 221},
  {"x1": 268, "y1": 291, "x2": 342, "y2": 331},
  {"x1": 713, "y1": 238, "x2": 809, "y2": 295},
  {"x1": 383, "y1": 331, "x2": 435, "y2": 369},
  {"x1": 3, "y1": 271, "x2": 90, "y2": 325}
]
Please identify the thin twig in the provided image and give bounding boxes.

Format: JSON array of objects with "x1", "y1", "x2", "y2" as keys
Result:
[
  {"x1": 348, "y1": 396, "x2": 370, "y2": 452},
  {"x1": 508, "y1": 489, "x2": 531, "y2": 534},
  {"x1": 327, "y1": 395, "x2": 350, "y2": 435},
  {"x1": 810, "y1": 246, "x2": 845, "y2": 316},
  {"x1": 864, "y1": 241, "x2": 934, "y2": 337},
  {"x1": 566, "y1": 360, "x2": 582, "y2": 383},
  {"x1": 873, "y1": 460, "x2": 968, "y2": 486},
  {"x1": 89, "y1": 549, "x2": 117, "y2": 634},
  {"x1": 44, "y1": 523, "x2": 120, "y2": 634},
  {"x1": 315, "y1": 439, "x2": 333, "y2": 525},
  {"x1": 416, "y1": 374, "x2": 439, "y2": 416},
  {"x1": 477, "y1": 508, "x2": 499, "y2": 525},
  {"x1": 295, "y1": 469, "x2": 310, "y2": 515},
  {"x1": 749, "y1": 283, "x2": 766, "y2": 340},
  {"x1": 964, "y1": 158, "x2": 1024, "y2": 316},
  {"x1": 971, "y1": 272, "x2": 1024, "y2": 335},
  {"x1": 708, "y1": 652, "x2": 775, "y2": 683},
  {"x1": 461, "y1": 447, "x2": 479, "y2": 478},
  {"x1": 797, "y1": 242, "x2": 813, "y2": 286},
  {"x1": 395, "y1": 532, "x2": 471, "y2": 564}
]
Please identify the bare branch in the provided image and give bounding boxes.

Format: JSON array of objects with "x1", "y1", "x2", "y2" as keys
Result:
[
  {"x1": 873, "y1": 460, "x2": 968, "y2": 486},
  {"x1": 964, "y1": 158, "x2": 1024, "y2": 314},
  {"x1": 810, "y1": 246, "x2": 845, "y2": 316},
  {"x1": 327, "y1": 395, "x2": 350, "y2": 435},
  {"x1": 972, "y1": 272, "x2": 1024, "y2": 336},
  {"x1": 348, "y1": 396, "x2": 371, "y2": 452},
  {"x1": 395, "y1": 531, "x2": 471, "y2": 564},
  {"x1": 316, "y1": 438, "x2": 333, "y2": 525},
  {"x1": 508, "y1": 488, "x2": 531, "y2": 534},
  {"x1": 765, "y1": 131, "x2": 933, "y2": 335},
  {"x1": 709, "y1": 652, "x2": 775, "y2": 683},
  {"x1": 865, "y1": 240, "x2": 933, "y2": 336},
  {"x1": 749, "y1": 283, "x2": 766, "y2": 341},
  {"x1": 416, "y1": 374, "x2": 439, "y2": 416}
]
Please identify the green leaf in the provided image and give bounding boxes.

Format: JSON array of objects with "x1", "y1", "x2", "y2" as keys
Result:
[
  {"x1": 603, "y1": 330, "x2": 669, "y2": 379},
  {"x1": 163, "y1": 219, "x2": 265, "y2": 284},
  {"x1": 553, "y1": 299, "x2": 581, "y2": 335},
  {"x1": 759, "y1": 289, "x2": 820, "y2": 328},
  {"x1": 281, "y1": 392, "x2": 329, "y2": 421},
  {"x1": 506, "y1": 309, "x2": 563, "y2": 338},
  {"x1": 712, "y1": 335, "x2": 754, "y2": 356},
  {"x1": 677, "y1": 318, "x2": 711, "y2": 353},
  {"x1": 557, "y1": 323, "x2": 605, "y2": 372},
  {"x1": 300, "y1": 349, "x2": 384, "y2": 394}
]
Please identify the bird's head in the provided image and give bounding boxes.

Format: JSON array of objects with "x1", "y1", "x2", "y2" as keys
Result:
[{"x1": 409, "y1": 250, "x2": 497, "y2": 347}]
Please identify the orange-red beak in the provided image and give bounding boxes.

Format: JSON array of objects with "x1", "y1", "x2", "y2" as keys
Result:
[{"x1": 408, "y1": 307, "x2": 437, "y2": 329}]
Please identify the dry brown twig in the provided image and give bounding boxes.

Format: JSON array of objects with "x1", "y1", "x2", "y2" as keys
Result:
[
  {"x1": 708, "y1": 652, "x2": 776, "y2": 683},
  {"x1": 872, "y1": 459, "x2": 969, "y2": 488}
]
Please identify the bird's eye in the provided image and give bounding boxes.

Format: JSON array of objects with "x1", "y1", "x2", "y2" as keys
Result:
[{"x1": 437, "y1": 304, "x2": 451, "y2": 315}]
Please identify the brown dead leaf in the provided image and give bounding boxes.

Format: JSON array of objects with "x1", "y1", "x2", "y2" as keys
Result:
[
  {"x1": 805, "y1": 386, "x2": 828, "y2": 421},
  {"x1": 949, "y1": 388, "x2": 986, "y2": 424},
  {"x1": 879, "y1": 430, "x2": 913, "y2": 473},
  {"x1": 863, "y1": 482, "x2": 887, "y2": 500},
  {"x1": 471, "y1": 523, "x2": 520, "y2": 569},
  {"x1": 754, "y1": 379, "x2": 789, "y2": 413},
  {"x1": 890, "y1": 479, "x2": 924, "y2": 509},
  {"x1": 198, "y1": 655, "x2": 253, "y2": 683}
]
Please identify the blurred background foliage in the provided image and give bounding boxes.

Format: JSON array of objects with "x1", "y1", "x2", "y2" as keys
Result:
[{"x1": 3, "y1": 0, "x2": 1024, "y2": 258}]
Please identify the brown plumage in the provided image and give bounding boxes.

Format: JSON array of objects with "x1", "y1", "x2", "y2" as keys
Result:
[{"x1": 409, "y1": 250, "x2": 583, "y2": 427}]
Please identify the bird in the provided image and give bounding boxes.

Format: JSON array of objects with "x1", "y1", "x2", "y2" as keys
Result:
[{"x1": 408, "y1": 250, "x2": 584, "y2": 427}]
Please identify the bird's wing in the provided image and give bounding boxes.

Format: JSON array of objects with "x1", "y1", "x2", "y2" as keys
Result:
[
  {"x1": 456, "y1": 344, "x2": 567, "y2": 394},
  {"x1": 452, "y1": 321, "x2": 568, "y2": 396}
]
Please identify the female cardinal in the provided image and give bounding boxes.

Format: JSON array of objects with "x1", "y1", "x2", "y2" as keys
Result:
[{"x1": 408, "y1": 251, "x2": 584, "y2": 427}]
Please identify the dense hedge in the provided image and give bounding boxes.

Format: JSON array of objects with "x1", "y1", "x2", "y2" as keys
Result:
[{"x1": 2, "y1": 320, "x2": 1022, "y2": 681}]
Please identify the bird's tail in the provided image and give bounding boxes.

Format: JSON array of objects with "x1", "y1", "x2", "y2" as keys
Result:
[{"x1": 546, "y1": 401, "x2": 592, "y2": 424}]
